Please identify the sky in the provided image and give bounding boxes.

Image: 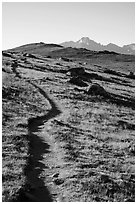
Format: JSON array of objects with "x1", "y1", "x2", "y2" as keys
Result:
[{"x1": 2, "y1": 2, "x2": 135, "y2": 50}]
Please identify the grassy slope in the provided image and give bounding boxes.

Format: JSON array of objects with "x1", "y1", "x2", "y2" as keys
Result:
[
  {"x1": 50, "y1": 48, "x2": 135, "y2": 73},
  {"x1": 2, "y1": 59, "x2": 50, "y2": 201},
  {"x1": 2, "y1": 50, "x2": 135, "y2": 202},
  {"x1": 39, "y1": 69, "x2": 135, "y2": 202},
  {"x1": 6, "y1": 43, "x2": 63, "y2": 56},
  {"x1": 5, "y1": 42, "x2": 135, "y2": 74}
]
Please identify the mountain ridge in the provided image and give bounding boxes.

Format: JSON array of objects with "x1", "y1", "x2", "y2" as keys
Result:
[{"x1": 61, "y1": 37, "x2": 135, "y2": 55}]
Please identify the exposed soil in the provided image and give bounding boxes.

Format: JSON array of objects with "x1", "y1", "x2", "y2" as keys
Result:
[{"x1": 2, "y1": 51, "x2": 135, "y2": 202}]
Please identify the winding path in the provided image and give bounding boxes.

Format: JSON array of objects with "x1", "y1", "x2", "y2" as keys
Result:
[
  {"x1": 11, "y1": 62, "x2": 62, "y2": 201},
  {"x1": 23, "y1": 83, "x2": 62, "y2": 202}
]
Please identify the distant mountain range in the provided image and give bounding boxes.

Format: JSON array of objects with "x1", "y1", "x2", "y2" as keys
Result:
[{"x1": 61, "y1": 37, "x2": 135, "y2": 55}]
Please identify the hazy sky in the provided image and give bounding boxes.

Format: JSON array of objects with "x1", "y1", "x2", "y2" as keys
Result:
[{"x1": 2, "y1": 2, "x2": 135, "y2": 50}]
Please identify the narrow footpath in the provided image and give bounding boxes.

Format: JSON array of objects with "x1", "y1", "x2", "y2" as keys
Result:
[{"x1": 12, "y1": 62, "x2": 62, "y2": 201}]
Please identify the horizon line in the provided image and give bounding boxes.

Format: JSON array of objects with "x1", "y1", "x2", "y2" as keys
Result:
[{"x1": 3, "y1": 38, "x2": 135, "y2": 51}]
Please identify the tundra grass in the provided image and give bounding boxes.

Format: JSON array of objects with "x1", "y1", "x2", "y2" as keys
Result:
[
  {"x1": 2, "y1": 52, "x2": 135, "y2": 202},
  {"x1": 2, "y1": 72, "x2": 49, "y2": 201}
]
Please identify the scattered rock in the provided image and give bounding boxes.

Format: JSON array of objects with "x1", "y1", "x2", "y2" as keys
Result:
[
  {"x1": 67, "y1": 67, "x2": 85, "y2": 77},
  {"x1": 69, "y1": 76, "x2": 88, "y2": 87},
  {"x1": 52, "y1": 173, "x2": 59, "y2": 178},
  {"x1": 100, "y1": 174, "x2": 111, "y2": 183},
  {"x1": 56, "y1": 63, "x2": 62, "y2": 66},
  {"x1": 126, "y1": 71, "x2": 135, "y2": 79},
  {"x1": 23, "y1": 53, "x2": 37, "y2": 59},
  {"x1": 59, "y1": 57, "x2": 72, "y2": 62},
  {"x1": 87, "y1": 83, "x2": 107, "y2": 96},
  {"x1": 53, "y1": 178, "x2": 64, "y2": 185},
  {"x1": 17, "y1": 123, "x2": 28, "y2": 128},
  {"x1": 117, "y1": 120, "x2": 135, "y2": 130}
]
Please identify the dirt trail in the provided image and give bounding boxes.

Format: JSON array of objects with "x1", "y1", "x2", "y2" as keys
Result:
[
  {"x1": 11, "y1": 63, "x2": 62, "y2": 201},
  {"x1": 22, "y1": 83, "x2": 62, "y2": 201}
]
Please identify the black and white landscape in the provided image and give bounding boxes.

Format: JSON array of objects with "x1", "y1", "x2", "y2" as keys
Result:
[
  {"x1": 2, "y1": 2, "x2": 135, "y2": 202},
  {"x1": 61, "y1": 37, "x2": 135, "y2": 55}
]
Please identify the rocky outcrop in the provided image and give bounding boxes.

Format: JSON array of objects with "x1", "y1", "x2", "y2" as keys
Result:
[
  {"x1": 67, "y1": 67, "x2": 85, "y2": 77},
  {"x1": 87, "y1": 83, "x2": 107, "y2": 96},
  {"x1": 69, "y1": 76, "x2": 88, "y2": 87}
]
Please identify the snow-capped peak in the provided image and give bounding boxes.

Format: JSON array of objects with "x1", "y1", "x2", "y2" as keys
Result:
[{"x1": 78, "y1": 37, "x2": 91, "y2": 44}]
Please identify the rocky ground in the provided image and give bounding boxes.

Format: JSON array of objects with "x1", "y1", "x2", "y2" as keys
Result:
[{"x1": 2, "y1": 50, "x2": 135, "y2": 202}]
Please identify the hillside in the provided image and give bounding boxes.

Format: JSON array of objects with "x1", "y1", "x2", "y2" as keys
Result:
[
  {"x1": 5, "y1": 42, "x2": 135, "y2": 73},
  {"x1": 7, "y1": 42, "x2": 63, "y2": 56},
  {"x1": 2, "y1": 47, "x2": 135, "y2": 202}
]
